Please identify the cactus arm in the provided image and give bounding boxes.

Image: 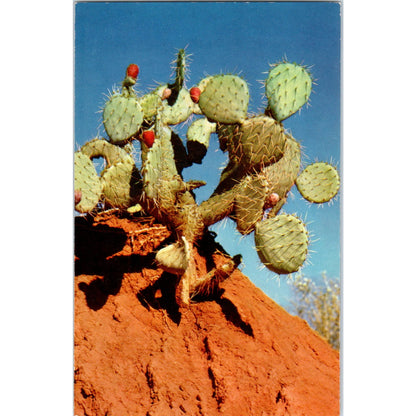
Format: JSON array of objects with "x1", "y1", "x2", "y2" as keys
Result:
[
  {"x1": 80, "y1": 138, "x2": 131, "y2": 166},
  {"x1": 263, "y1": 134, "x2": 301, "y2": 217},
  {"x1": 166, "y1": 48, "x2": 187, "y2": 106}
]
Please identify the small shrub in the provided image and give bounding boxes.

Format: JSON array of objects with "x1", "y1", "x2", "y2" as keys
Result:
[{"x1": 288, "y1": 273, "x2": 340, "y2": 350}]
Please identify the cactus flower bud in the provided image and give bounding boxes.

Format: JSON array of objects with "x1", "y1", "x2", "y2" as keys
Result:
[
  {"x1": 162, "y1": 87, "x2": 172, "y2": 100},
  {"x1": 268, "y1": 192, "x2": 280, "y2": 206},
  {"x1": 142, "y1": 130, "x2": 155, "y2": 148},
  {"x1": 190, "y1": 87, "x2": 201, "y2": 103},
  {"x1": 263, "y1": 193, "x2": 280, "y2": 210},
  {"x1": 126, "y1": 64, "x2": 139, "y2": 79}
]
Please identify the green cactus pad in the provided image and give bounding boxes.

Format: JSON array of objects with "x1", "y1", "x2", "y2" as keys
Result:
[
  {"x1": 139, "y1": 92, "x2": 162, "y2": 121},
  {"x1": 74, "y1": 152, "x2": 103, "y2": 213},
  {"x1": 141, "y1": 122, "x2": 179, "y2": 201},
  {"x1": 255, "y1": 214, "x2": 309, "y2": 274},
  {"x1": 198, "y1": 74, "x2": 249, "y2": 124},
  {"x1": 265, "y1": 62, "x2": 312, "y2": 122},
  {"x1": 186, "y1": 117, "x2": 216, "y2": 164},
  {"x1": 295, "y1": 162, "x2": 340, "y2": 203},
  {"x1": 155, "y1": 85, "x2": 198, "y2": 125},
  {"x1": 234, "y1": 175, "x2": 268, "y2": 234},
  {"x1": 80, "y1": 138, "x2": 131, "y2": 167},
  {"x1": 101, "y1": 156, "x2": 142, "y2": 209},
  {"x1": 261, "y1": 135, "x2": 301, "y2": 218},
  {"x1": 103, "y1": 93, "x2": 144, "y2": 143},
  {"x1": 230, "y1": 116, "x2": 286, "y2": 171}
]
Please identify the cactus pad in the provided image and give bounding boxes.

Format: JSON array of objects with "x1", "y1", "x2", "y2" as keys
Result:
[
  {"x1": 139, "y1": 92, "x2": 162, "y2": 122},
  {"x1": 80, "y1": 138, "x2": 131, "y2": 166},
  {"x1": 255, "y1": 214, "x2": 309, "y2": 274},
  {"x1": 103, "y1": 93, "x2": 144, "y2": 143},
  {"x1": 198, "y1": 74, "x2": 249, "y2": 124},
  {"x1": 155, "y1": 85, "x2": 198, "y2": 125},
  {"x1": 101, "y1": 156, "x2": 142, "y2": 208},
  {"x1": 265, "y1": 62, "x2": 312, "y2": 122},
  {"x1": 186, "y1": 117, "x2": 216, "y2": 164},
  {"x1": 74, "y1": 152, "x2": 103, "y2": 213},
  {"x1": 262, "y1": 134, "x2": 301, "y2": 199},
  {"x1": 295, "y1": 162, "x2": 340, "y2": 203},
  {"x1": 234, "y1": 174, "x2": 268, "y2": 234},
  {"x1": 230, "y1": 116, "x2": 286, "y2": 171}
]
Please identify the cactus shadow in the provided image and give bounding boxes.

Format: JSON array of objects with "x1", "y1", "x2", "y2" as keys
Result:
[
  {"x1": 74, "y1": 216, "x2": 127, "y2": 260},
  {"x1": 78, "y1": 269, "x2": 124, "y2": 311},
  {"x1": 136, "y1": 272, "x2": 182, "y2": 324},
  {"x1": 76, "y1": 253, "x2": 156, "y2": 311}
]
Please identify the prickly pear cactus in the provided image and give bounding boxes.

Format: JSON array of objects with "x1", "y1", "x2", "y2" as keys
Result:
[
  {"x1": 101, "y1": 156, "x2": 141, "y2": 209},
  {"x1": 186, "y1": 117, "x2": 216, "y2": 164},
  {"x1": 295, "y1": 162, "x2": 340, "y2": 203},
  {"x1": 197, "y1": 74, "x2": 249, "y2": 123},
  {"x1": 228, "y1": 115, "x2": 286, "y2": 172},
  {"x1": 265, "y1": 62, "x2": 312, "y2": 122},
  {"x1": 255, "y1": 214, "x2": 309, "y2": 274},
  {"x1": 103, "y1": 66, "x2": 144, "y2": 143},
  {"x1": 74, "y1": 138, "x2": 142, "y2": 212},
  {"x1": 74, "y1": 152, "x2": 103, "y2": 213},
  {"x1": 75, "y1": 48, "x2": 340, "y2": 307}
]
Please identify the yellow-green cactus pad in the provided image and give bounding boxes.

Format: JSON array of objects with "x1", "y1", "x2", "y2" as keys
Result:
[
  {"x1": 265, "y1": 62, "x2": 312, "y2": 122},
  {"x1": 295, "y1": 162, "x2": 340, "y2": 203},
  {"x1": 255, "y1": 213, "x2": 309, "y2": 274},
  {"x1": 186, "y1": 117, "x2": 216, "y2": 164},
  {"x1": 101, "y1": 156, "x2": 141, "y2": 209},
  {"x1": 80, "y1": 138, "x2": 132, "y2": 166},
  {"x1": 155, "y1": 85, "x2": 198, "y2": 125},
  {"x1": 74, "y1": 152, "x2": 103, "y2": 213},
  {"x1": 103, "y1": 94, "x2": 144, "y2": 143},
  {"x1": 139, "y1": 92, "x2": 162, "y2": 121},
  {"x1": 234, "y1": 175, "x2": 268, "y2": 235},
  {"x1": 198, "y1": 74, "x2": 249, "y2": 124},
  {"x1": 230, "y1": 116, "x2": 286, "y2": 171},
  {"x1": 262, "y1": 134, "x2": 301, "y2": 198}
]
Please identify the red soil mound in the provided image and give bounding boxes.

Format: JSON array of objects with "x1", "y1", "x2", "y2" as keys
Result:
[{"x1": 74, "y1": 212, "x2": 339, "y2": 415}]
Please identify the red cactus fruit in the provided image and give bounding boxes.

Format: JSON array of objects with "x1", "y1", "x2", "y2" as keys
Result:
[
  {"x1": 142, "y1": 130, "x2": 155, "y2": 148},
  {"x1": 190, "y1": 87, "x2": 201, "y2": 103},
  {"x1": 126, "y1": 64, "x2": 139, "y2": 79}
]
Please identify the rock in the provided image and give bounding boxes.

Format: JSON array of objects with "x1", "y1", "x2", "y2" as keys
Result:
[{"x1": 74, "y1": 213, "x2": 339, "y2": 415}]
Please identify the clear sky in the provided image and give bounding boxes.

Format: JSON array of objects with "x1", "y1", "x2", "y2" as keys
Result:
[{"x1": 74, "y1": 1, "x2": 341, "y2": 308}]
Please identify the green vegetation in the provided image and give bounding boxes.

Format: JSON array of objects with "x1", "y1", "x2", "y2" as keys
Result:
[{"x1": 289, "y1": 274, "x2": 340, "y2": 350}]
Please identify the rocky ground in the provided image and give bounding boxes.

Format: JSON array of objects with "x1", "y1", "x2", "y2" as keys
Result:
[{"x1": 74, "y1": 212, "x2": 339, "y2": 415}]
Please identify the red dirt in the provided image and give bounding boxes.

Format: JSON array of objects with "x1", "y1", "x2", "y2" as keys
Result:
[{"x1": 74, "y1": 212, "x2": 339, "y2": 416}]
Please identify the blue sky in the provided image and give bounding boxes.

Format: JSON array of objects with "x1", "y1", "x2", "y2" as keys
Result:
[{"x1": 74, "y1": 1, "x2": 341, "y2": 308}]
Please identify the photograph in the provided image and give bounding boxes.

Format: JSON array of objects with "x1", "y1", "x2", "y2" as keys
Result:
[{"x1": 74, "y1": 2, "x2": 341, "y2": 414}]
